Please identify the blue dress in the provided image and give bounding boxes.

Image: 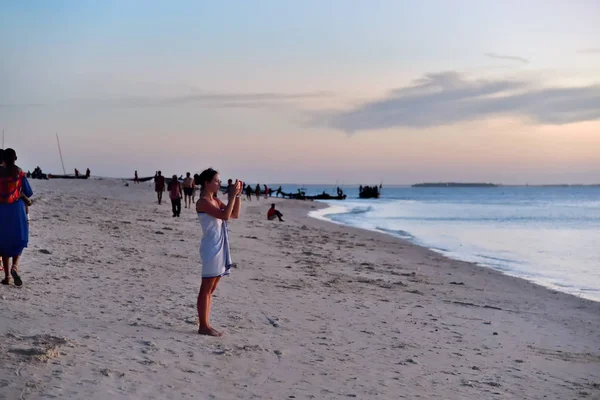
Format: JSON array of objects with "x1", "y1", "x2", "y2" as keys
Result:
[{"x1": 0, "y1": 176, "x2": 33, "y2": 257}]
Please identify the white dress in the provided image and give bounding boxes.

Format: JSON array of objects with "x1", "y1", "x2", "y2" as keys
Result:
[{"x1": 198, "y1": 212, "x2": 232, "y2": 278}]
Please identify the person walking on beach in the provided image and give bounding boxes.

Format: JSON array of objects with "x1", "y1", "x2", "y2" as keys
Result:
[
  {"x1": 196, "y1": 168, "x2": 242, "y2": 336},
  {"x1": 154, "y1": 171, "x2": 165, "y2": 204},
  {"x1": 183, "y1": 172, "x2": 195, "y2": 209},
  {"x1": 168, "y1": 175, "x2": 183, "y2": 217},
  {"x1": 134, "y1": 170, "x2": 139, "y2": 184},
  {"x1": 245, "y1": 184, "x2": 253, "y2": 201},
  {"x1": 255, "y1": 184, "x2": 261, "y2": 200},
  {"x1": 0, "y1": 149, "x2": 33, "y2": 287},
  {"x1": 224, "y1": 179, "x2": 233, "y2": 195}
]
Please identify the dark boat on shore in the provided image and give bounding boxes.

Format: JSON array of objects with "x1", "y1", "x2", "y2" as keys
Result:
[
  {"x1": 359, "y1": 185, "x2": 381, "y2": 199},
  {"x1": 306, "y1": 193, "x2": 347, "y2": 200},
  {"x1": 48, "y1": 174, "x2": 89, "y2": 180},
  {"x1": 126, "y1": 176, "x2": 154, "y2": 182},
  {"x1": 412, "y1": 182, "x2": 498, "y2": 188}
]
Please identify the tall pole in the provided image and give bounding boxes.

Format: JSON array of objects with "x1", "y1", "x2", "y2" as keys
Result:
[
  {"x1": 56, "y1": 133, "x2": 67, "y2": 175},
  {"x1": 2, "y1": 129, "x2": 4, "y2": 148}
]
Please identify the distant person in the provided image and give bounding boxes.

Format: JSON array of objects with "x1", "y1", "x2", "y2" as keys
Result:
[
  {"x1": 267, "y1": 204, "x2": 284, "y2": 222},
  {"x1": 168, "y1": 175, "x2": 182, "y2": 217},
  {"x1": 134, "y1": 170, "x2": 139, "y2": 184},
  {"x1": 85, "y1": 168, "x2": 91, "y2": 178},
  {"x1": 74, "y1": 168, "x2": 79, "y2": 177},
  {"x1": 276, "y1": 186, "x2": 282, "y2": 198},
  {"x1": 0, "y1": 148, "x2": 33, "y2": 287},
  {"x1": 263, "y1": 184, "x2": 269, "y2": 199},
  {"x1": 245, "y1": 184, "x2": 253, "y2": 201},
  {"x1": 195, "y1": 168, "x2": 243, "y2": 336},
  {"x1": 154, "y1": 171, "x2": 165, "y2": 204},
  {"x1": 255, "y1": 184, "x2": 261, "y2": 200},
  {"x1": 183, "y1": 172, "x2": 195, "y2": 209},
  {"x1": 225, "y1": 179, "x2": 234, "y2": 195}
]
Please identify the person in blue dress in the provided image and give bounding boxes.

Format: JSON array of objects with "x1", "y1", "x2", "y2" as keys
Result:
[{"x1": 0, "y1": 148, "x2": 33, "y2": 287}]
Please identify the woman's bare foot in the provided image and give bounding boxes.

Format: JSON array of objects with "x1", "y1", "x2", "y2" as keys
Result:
[{"x1": 198, "y1": 326, "x2": 223, "y2": 337}]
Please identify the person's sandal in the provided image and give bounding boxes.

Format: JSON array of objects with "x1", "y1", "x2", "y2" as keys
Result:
[
  {"x1": 1, "y1": 277, "x2": 10, "y2": 285},
  {"x1": 10, "y1": 268, "x2": 23, "y2": 287}
]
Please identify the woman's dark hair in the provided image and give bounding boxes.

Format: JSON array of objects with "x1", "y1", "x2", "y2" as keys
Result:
[
  {"x1": 198, "y1": 168, "x2": 218, "y2": 193},
  {"x1": 4, "y1": 148, "x2": 18, "y2": 178}
]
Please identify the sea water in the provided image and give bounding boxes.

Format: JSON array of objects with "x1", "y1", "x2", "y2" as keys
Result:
[{"x1": 273, "y1": 184, "x2": 600, "y2": 302}]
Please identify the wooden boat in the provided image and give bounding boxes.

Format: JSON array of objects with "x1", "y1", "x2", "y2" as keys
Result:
[
  {"x1": 306, "y1": 193, "x2": 347, "y2": 200},
  {"x1": 126, "y1": 176, "x2": 154, "y2": 182},
  {"x1": 48, "y1": 174, "x2": 89, "y2": 180},
  {"x1": 359, "y1": 185, "x2": 381, "y2": 199}
]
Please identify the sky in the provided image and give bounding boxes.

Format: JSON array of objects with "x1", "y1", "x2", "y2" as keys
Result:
[{"x1": 1, "y1": 0, "x2": 599, "y2": 184}]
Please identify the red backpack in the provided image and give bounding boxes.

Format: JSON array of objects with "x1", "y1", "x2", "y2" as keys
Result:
[{"x1": 0, "y1": 170, "x2": 25, "y2": 204}]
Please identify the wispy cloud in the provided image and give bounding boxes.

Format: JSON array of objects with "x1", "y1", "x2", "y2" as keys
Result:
[
  {"x1": 319, "y1": 72, "x2": 600, "y2": 133},
  {"x1": 485, "y1": 53, "x2": 529, "y2": 64},
  {"x1": 0, "y1": 103, "x2": 44, "y2": 108},
  {"x1": 578, "y1": 48, "x2": 600, "y2": 54},
  {"x1": 74, "y1": 91, "x2": 334, "y2": 109},
  {"x1": 1, "y1": 91, "x2": 334, "y2": 110}
]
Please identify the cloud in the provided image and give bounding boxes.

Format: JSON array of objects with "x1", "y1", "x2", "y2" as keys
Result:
[
  {"x1": 74, "y1": 91, "x2": 334, "y2": 109},
  {"x1": 320, "y1": 72, "x2": 600, "y2": 132},
  {"x1": 0, "y1": 103, "x2": 44, "y2": 108},
  {"x1": 485, "y1": 53, "x2": 529, "y2": 64},
  {"x1": 1, "y1": 91, "x2": 334, "y2": 110},
  {"x1": 578, "y1": 48, "x2": 600, "y2": 54}
]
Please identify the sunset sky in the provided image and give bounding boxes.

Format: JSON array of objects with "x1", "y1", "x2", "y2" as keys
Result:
[{"x1": 1, "y1": 0, "x2": 599, "y2": 184}]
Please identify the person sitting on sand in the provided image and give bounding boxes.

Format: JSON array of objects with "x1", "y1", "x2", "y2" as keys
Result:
[
  {"x1": 183, "y1": 172, "x2": 195, "y2": 209},
  {"x1": 168, "y1": 175, "x2": 183, "y2": 217},
  {"x1": 154, "y1": 171, "x2": 165, "y2": 204},
  {"x1": 0, "y1": 148, "x2": 33, "y2": 287},
  {"x1": 267, "y1": 204, "x2": 284, "y2": 222},
  {"x1": 195, "y1": 168, "x2": 242, "y2": 336}
]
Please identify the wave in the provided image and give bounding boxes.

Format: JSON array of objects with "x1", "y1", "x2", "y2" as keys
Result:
[{"x1": 374, "y1": 227, "x2": 413, "y2": 239}]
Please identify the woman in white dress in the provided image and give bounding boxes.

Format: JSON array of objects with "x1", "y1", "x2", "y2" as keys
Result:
[{"x1": 195, "y1": 168, "x2": 242, "y2": 336}]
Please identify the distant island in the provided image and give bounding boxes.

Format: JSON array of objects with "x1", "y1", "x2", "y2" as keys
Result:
[{"x1": 412, "y1": 182, "x2": 499, "y2": 188}]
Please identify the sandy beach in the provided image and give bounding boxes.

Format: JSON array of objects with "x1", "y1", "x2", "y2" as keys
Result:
[{"x1": 1, "y1": 178, "x2": 599, "y2": 400}]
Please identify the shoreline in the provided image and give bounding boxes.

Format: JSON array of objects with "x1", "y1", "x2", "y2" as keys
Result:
[
  {"x1": 309, "y1": 200, "x2": 600, "y2": 303},
  {"x1": 1, "y1": 179, "x2": 599, "y2": 399}
]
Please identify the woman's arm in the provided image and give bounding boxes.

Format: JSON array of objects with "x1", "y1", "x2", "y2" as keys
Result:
[
  {"x1": 196, "y1": 192, "x2": 237, "y2": 221},
  {"x1": 231, "y1": 195, "x2": 241, "y2": 218}
]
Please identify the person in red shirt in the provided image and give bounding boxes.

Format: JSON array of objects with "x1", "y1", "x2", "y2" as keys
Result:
[
  {"x1": 267, "y1": 204, "x2": 284, "y2": 222},
  {"x1": 168, "y1": 175, "x2": 182, "y2": 217},
  {"x1": 154, "y1": 171, "x2": 165, "y2": 204}
]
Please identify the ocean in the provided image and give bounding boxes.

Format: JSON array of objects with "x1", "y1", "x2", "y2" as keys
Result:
[{"x1": 272, "y1": 184, "x2": 600, "y2": 302}]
